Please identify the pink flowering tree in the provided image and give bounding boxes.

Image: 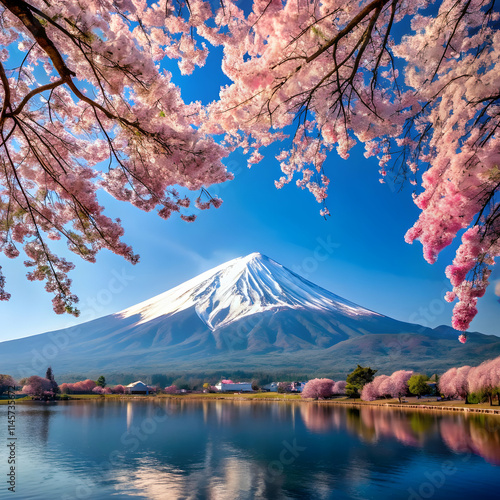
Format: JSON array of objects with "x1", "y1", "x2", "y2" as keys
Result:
[
  {"x1": 361, "y1": 374, "x2": 390, "y2": 401},
  {"x1": 440, "y1": 356, "x2": 500, "y2": 405},
  {"x1": 22, "y1": 375, "x2": 53, "y2": 399},
  {"x1": 301, "y1": 378, "x2": 334, "y2": 400},
  {"x1": 78, "y1": 379, "x2": 97, "y2": 393},
  {"x1": 388, "y1": 370, "x2": 413, "y2": 402},
  {"x1": 439, "y1": 367, "x2": 457, "y2": 399},
  {"x1": 361, "y1": 371, "x2": 413, "y2": 402},
  {"x1": 439, "y1": 366, "x2": 472, "y2": 403},
  {"x1": 92, "y1": 386, "x2": 105, "y2": 395},
  {"x1": 59, "y1": 383, "x2": 70, "y2": 395},
  {"x1": 112, "y1": 385, "x2": 126, "y2": 395},
  {"x1": 455, "y1": 366, "x2": 472, "y2": 403},
  {"x1": 332, "y1": 380, "x2": 347, "y2": 396},
  {"x1": 377, "y1": 375, "x2": 394, "y2": 399},
  {"x1": 60, "y1": 379, "x2": 96, "y2": 394},
  {"x1": 164, "y1": 385, "x2": 178, "y2": 394},
  {"x1": 469, "y1": 358, "x2": 500, "y2": 406},
  {"x1": 0, "y1": 0, "x2": 498, "y2": 332},
  {"x1": 360, "y1": 382, "x2": 378, "y2": 402}
]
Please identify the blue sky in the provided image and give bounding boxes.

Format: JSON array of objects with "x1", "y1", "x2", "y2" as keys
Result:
[{"x1": 0, "y1": 16, "x2": 498, "y2": 343}]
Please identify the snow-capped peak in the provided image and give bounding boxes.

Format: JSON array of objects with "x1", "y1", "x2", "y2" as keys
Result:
[{"x1": 118, "y1": 253, "x2": 381, "y2": 330}]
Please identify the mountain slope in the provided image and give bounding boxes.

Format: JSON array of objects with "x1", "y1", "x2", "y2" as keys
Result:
[
  {"x1": 118, "y1": 252, "x2": 381, "y2": 330},
  {"x1": 1, "y1": 252, "x2": 499, "y2": 378}
]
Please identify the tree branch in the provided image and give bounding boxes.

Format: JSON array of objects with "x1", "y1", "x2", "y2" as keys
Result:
[
  {"x1": 0, "y1": 61, "x2": 12, "y2": 126},
  {"x1": 7, "y1": 78, "x2": 65, "y2": 118}
]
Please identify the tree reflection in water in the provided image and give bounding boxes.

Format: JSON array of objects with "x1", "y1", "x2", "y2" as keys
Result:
[{"x1": 301, "y1": 403, "x2": 500, "y2": 465}]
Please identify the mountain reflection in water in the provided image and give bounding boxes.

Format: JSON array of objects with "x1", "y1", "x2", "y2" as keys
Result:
[{"x1": 5, "y1": 400, "x2": 500, "y2": 500}]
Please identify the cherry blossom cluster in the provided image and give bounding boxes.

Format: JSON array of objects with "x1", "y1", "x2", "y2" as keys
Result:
[
  {"x1": 203, "y1": 0, "x2": 499, "y2": 333},
  {"x1": 361, "y1": 370, "x2": 413, "y2": 401},
  {"x1": 0, "y1": 0, "x2": 229, "y2": 314},
  {"x1": 301, "y1": 377, "x2": 335, "y2": 399},
  {"x1": 59, "y1": 379, "x2": 97, "y2": 394},
  {"x1": 439, "y1": 355, "x2": 500, "y2": 405},
  {"x1": 22, "y1": 375, "x2": 54, "y2": 397}
]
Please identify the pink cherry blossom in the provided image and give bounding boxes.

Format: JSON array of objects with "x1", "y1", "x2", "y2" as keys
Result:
[
  {"x1": 361, "y1": 371, "x2": 413, "y2": 402},
  {"x1": 1, "y1": 0, "x2": 498, "y2": 332},
  {"x1": 22, "y1": 376, "x2": 53, "y2": 398},
  {"x1": 439, "y1": 365, "x2": 471, "y2": 401},
  {"x1": 332, "y1": 380, "x2": 347, "y2": 395},
  {"x1": 164, "y1": 385, "x2": 179, "y2": 394},
  {"x1": 206, "y1": 0, "x2": 500, "y2": 332},
  {"x1": 60, "y1": 379, "x2": 97, "y2": 394},
  {"x1": 0, "y1": 0, "x2": 230, "y2": 314},
  {"x1": 301, "y1": 378, "x2": 335, "y2": 399}
]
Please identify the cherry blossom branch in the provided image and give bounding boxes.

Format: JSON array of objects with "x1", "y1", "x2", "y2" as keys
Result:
[
  {"x1": 304, "y1": 0, "x2": 390, "y2": 64},
  {"x1": 7, "y1": 78, "x2": 65, "y2": 119},
  {"x1": 0, "y1": 126, "x2": 76, "y2": 313}
]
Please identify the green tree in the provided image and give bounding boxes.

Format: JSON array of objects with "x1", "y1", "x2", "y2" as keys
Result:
[
  {"x1": 408, "y1": 374, "x2": 429, "y2": 398},
  {"x1": 172, "y1": 378, "x2": 190, "y2": 391},
  {"x1": 345, "y1": 365, "x2": 377, "y2": 399},
  {"x1": 151, "y1": 374, "x2": 169, "y2": 388},
  {"x1": 96, "y1": 376, "x2": 106, "y2": 388},
  {"x1": 45, "y1": 366, "x2": 59, "y2": 394}
]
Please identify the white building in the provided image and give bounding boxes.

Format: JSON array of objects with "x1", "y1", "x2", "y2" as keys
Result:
[
  {"x1": 215, "y1": 382, "x2": 253, "y2": 392},
  {"x1": 291, "y1": 382, "x2": 307, "y2": 393},
  {"x1": 126, "y1": 381, "x2": 150, "y2": 395},
  {"x1": 262, "y1": 382, "x2": 278, "y2": 392}
]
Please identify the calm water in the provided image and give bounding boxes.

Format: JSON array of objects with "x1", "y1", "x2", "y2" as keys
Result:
[{"x1": 1, "y1": 400, "x2": 500, "y2": 499}]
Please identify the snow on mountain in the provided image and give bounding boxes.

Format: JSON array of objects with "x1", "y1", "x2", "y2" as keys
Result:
[
  {"x1": 3, "y1": 252, "x2": 500, "y2": 378},
  {"x1": 118, "y1": 252, "x2": 381, "y2": 331}
]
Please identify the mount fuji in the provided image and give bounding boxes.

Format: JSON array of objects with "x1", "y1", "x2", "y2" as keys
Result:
[
  {"x1": 1, "y1": 252, "x2": 499, "y2": 378},
  {"x1": 119, "y1": 252, "x2": 382, "y2": 331}
]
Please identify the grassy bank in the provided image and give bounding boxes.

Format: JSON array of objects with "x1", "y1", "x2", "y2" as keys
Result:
[{"x1": 2, "y1": 393, "x2": 500, "y2": 414}]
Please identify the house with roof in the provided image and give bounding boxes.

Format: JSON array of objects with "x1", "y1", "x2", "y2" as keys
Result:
[
  {"x1": 215, "y1": 381, "x2": 253, "y2": 392},
  {"x1": 262, "y1": 382, "x2": 278, "y2": 392},
  {"x1": 126, "y1": 381, "x2": 150, "y2": 395}
]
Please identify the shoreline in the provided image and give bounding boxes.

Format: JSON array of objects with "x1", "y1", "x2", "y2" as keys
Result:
[{"x1": 4, "y1": 394, "x2": 500, "y2": 415}]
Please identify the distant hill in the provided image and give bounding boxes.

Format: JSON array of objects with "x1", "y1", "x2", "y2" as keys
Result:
[{"x1": 1, "y1": 252, "x2": 499, "y2": 379}]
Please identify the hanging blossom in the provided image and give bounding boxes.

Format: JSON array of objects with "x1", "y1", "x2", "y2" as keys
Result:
[
  {"x1": 198, "y1": 0, "x2": 499, "y2": 333},
  {"x1": 0, "y1": 0, "x2": 230, "y2": 314}
]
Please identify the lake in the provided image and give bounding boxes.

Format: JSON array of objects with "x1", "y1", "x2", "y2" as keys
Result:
[{"x1": 1, "y1": 400, "x2": 500, "y2": 499}]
